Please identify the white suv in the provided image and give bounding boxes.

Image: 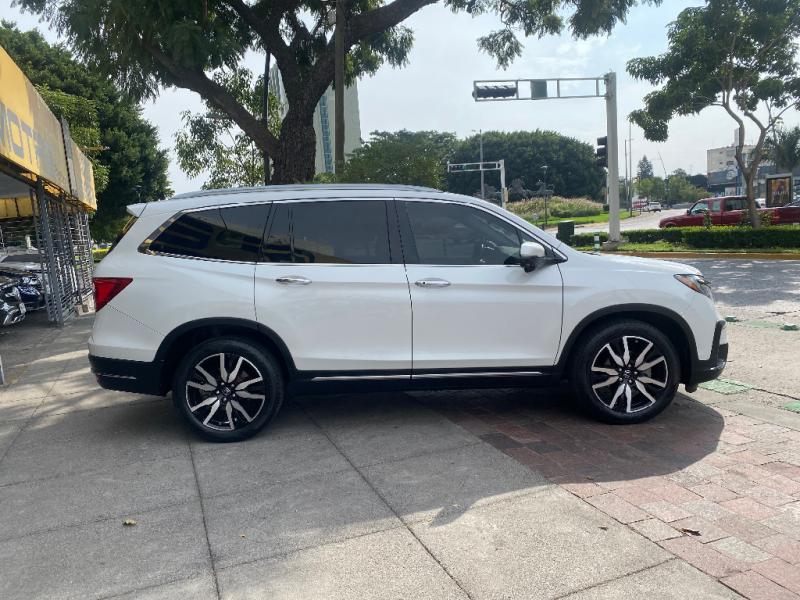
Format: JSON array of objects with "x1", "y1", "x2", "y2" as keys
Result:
[{"x1": 89, "y1": 184, "x2": 727, "y2": 441}]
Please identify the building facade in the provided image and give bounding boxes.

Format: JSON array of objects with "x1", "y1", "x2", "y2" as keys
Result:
[
  {"x1": 706, "y1": 144, "x2": 777, "y2": 197},
  {"x1": 269, "y1": 66, "x2": 362, "y2": 174}
]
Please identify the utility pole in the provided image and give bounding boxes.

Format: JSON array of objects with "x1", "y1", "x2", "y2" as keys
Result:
[
  {"x1": 628, "y1": 122, "x2": 633, "y2": 216},
  {"x1": 479, "y1": 131, "x2": 485, "y2": 199},
  {"x1": 334, "y1": 0, "x2": 345, "y2": 176},
  {"x1": 605, "y1": 72, "x2": 620, "y2": 245},
  {"x1": 262, "y1": 53, "x2": 271, "y2": 185}
]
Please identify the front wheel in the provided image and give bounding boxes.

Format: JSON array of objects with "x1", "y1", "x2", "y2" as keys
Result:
[
  {"x1": 173, "y1": 338, "x2": 284, "y2": 442},
  {"x1": 571, "y1": 320, "x2": 680, "y2": 424}
]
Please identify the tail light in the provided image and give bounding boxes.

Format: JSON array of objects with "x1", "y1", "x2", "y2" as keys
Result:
[{"x1": 93, "y1": 277, "x2": 132, "y2": 312}]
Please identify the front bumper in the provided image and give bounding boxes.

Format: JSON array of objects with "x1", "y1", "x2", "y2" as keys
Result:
[
  {"x1": 686, "y1": 319, "x2": 728, "y2": 387},
  {"x1": 88, "y1": 354, "x2": 166, "y2": 396}
]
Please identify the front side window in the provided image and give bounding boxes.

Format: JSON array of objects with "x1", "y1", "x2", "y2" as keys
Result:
[
  {"x1": 690, "y1": 201, "x2": 710, "y2": 215},
  {"x1": 147, "y1": 204, "x2": 268, "y2": 262},
  {"x1": 404, "y1": 201, "x2": 532, "y2": 265}
]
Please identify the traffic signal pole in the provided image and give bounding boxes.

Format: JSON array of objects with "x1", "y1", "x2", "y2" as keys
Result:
[
  {"x1": 473, "y1": 72, "x2": 621, "y2": 243},
  {"x1": 605, "y1": 72, "x2": 620, "y2": 244}
]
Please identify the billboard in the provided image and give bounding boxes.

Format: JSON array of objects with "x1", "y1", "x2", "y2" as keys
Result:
[
  {"x1": 0, "y1": 45, "x2": 96, "y2": 210},
  {"x1": 766, "y1": 174, "x2": 793, "y2": 208}
]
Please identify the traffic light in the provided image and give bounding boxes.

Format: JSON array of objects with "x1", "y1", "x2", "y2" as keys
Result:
[
  {"x1": 473, "y1": 83, "x2": 518, "y2": 100},
  {"x1": 531, "y1": 80, "x2": 548, "y2": 99},
  {"x1": 596, "y1": 136, "x2": 608, "y2": 168}
]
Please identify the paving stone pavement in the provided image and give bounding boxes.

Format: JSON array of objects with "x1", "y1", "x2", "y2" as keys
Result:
[{"x1": 3, "y1": 285, "x2": 800, "y2": 599}]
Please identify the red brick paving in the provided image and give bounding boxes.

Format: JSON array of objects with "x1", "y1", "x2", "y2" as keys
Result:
[{"x1": 426, "y1": 390, "x2": 800, "y2": 599}]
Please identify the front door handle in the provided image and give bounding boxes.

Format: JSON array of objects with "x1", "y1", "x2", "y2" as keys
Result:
[
  {"x1": 275, "y1": 275, "x2": 312, "y2": 285},
  {"x1": 415, "y1": 278, "x2": 451, "y2": 288}
]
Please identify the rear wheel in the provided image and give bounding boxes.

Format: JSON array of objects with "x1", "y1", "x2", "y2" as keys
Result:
[
  {"x1": 173, "y1": 338, "x2": 284, "y2": 442},
  {"x1": 571, "y1": 320, "x2": 680, "y2": 424}
]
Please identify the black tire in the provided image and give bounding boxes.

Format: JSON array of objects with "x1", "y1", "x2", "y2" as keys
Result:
[
  {"x1": 570, "y1": 320, "x2": 680, "y2": 424},
  {"x1": 172, "y1": 337, "x2": 284, "y2": 442}
]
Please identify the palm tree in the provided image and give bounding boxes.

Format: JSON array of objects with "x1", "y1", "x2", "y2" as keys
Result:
[{"x1": 768, "y1": 126, "x2": 800, "y2": 172}]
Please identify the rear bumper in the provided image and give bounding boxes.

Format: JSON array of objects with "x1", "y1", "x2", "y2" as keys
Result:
[
  {"x1": 88, "y1": 354, "x2": 165, "y2": 396},
  {"x1": 687, "y1": 319, "x2": 728, "y2": 387}
]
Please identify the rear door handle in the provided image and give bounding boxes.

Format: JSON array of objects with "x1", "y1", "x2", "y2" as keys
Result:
[
  {"x1": 415, "y1": 278, "x2": 451, "y2": 288},
  {"x1": 275, "y1": 275, "x2": 312, "y2": 285}
]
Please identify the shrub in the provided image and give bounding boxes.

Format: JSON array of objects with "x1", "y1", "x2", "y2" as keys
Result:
[
  {"x1": 93, "y1": 248, "x2": 109, "y2": 262},
  {"x1": 570, "y1": 226, "x2": 800, "y2": 248},
  {"x1": 506, "y1": 196, "x2": 603, "y2": 221}
]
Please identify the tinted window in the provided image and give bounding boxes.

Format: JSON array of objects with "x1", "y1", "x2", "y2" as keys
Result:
[
  {"x1": 148, "y1": 205, "x2": 268, "y2": 261},
  {"x1": 725, "y1": 197, "x2": 746, "y2": 211},
  {"x1": 290, "y1": 201, "x2": 390, "y2": 264},
  {"x1": 263, "y1": 203, "x2": 292, "y2": 262},
  {"x1": 404, "y1": 202, "x2": 531, "y2": 265}
]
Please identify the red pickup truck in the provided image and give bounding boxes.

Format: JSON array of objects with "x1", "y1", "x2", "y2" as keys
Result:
[{"x1": 659, "y1": 196, "x2": 800, "y2": 228}]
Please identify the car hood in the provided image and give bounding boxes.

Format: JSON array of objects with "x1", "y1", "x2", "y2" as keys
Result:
[{"x1": 582, "y1": 252, "x2": 701, "y2": 276}]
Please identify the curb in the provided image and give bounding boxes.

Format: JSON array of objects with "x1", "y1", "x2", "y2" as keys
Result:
[{"x1": 592, "y1": 251, "x2": 800, "y2": 260}]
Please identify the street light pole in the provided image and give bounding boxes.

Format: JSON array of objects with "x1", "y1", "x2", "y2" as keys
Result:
[{"x1": 542, "y1": 164, "x2": 549, "y2": 229}]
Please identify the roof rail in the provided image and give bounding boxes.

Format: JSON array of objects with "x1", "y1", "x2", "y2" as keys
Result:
[{"x1": 170, "y1": 183, "x2": 444, "y2": 200}]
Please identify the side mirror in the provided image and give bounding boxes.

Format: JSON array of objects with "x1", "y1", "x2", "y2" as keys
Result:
[
  {"x1": 686, "y1": 209, "x2": 691, "y2": 215},
  {"x1": 520, "y1": 241, "x2": 546, "y2": 272}
]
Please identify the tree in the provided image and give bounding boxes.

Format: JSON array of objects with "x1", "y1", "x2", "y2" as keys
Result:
[
  {"x1": 0, "y1": 23, "x2": 171, "y2": 240},
  {"x1": 18, "y1": 1, "x2": 659, "y2": 184},
  {"x1": 627, "y1": 0, "x2": 800, "y2": 227},
  {"x1": 174, "y1": 67, "x2": 282, "y2": 189},
  {"x1": 767, "y1": 126, "x2": 800, "y2": 172},
  {"x1": 688, "y1": 173, "x2": 709, "y2": 190},
  {"x1": 665, "y1": 172, "x2": 706, "y2": 205},
  {"x1": 637, "y1": 155, "x2": 654, "y2": 180},
  {"x1": 637, "y1": 177, "x2": 665, "y2": 202},
  {"x1": 340, "y1": 130, "x2": 457, "y2": 188},
  {"x1": 446, "y1": 130, "x2": 605, "y2": 200}
]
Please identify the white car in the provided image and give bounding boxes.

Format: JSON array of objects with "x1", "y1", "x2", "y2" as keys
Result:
[
  {"x1": 646, "y1": 202, "x2": 662, "y2": 212},
  {"x1": 89, "y1": 184, "x2": 727, "y2": 441}
]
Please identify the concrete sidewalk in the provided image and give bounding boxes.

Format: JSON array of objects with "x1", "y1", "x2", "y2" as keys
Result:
[{"x1": 0, "y1": 315, "x2": 746, "y2": 600}]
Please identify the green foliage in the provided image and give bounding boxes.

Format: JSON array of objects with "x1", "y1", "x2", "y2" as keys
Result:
[
  {"x1": 637, "y1": 177, "x2": 665, "y2": 202},
  {"x1": 637, "y1": 156, "x2": 654, "y2": 180},
  {"x1": 341, "y1": 130, "x2": 457, "y2": 188},
  {"x1": 768, "y1": 126, "x2": 800, "y2": 172},
  {"x1": 36, "y1": 85, "x2": 109, "y2": 194},
  {"x1": 506, "y1": 197, "x2": 602, "y2": 221},
  {"x1": 703, "y1": 210, "x2": 713, "y2": 229},
  {"x1": 15, "y1": 0, "x2": 658, "y2": 183},
  {"x1": 627, "y1": 0, "x2": 800, "y2": 221},
  {"x1": 0, "y1": 23, "x2": 171, "y2": 241},
  {"x1": 447, "y1": 130, "x2": 605, "y2": 199},
  {"x1": 572, "y1": 226, "x2": 800, "y2": 249},
  {"x1": 174, "y1": 67, "x2": 282, "y2": 189},
  {"x1": 666, "y1": 173, "x2": 707, "y2": 205},
  {"x1": 92, "y1": 248, "x2": 109, "y2": 262}
]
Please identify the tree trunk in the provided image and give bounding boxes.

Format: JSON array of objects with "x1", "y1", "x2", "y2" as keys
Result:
[
  {"x1": 745, "y1": 170, "x2": 760, "y2": 228},
  {"x1": 271, "y1": 110, "x2": 316, "y2": 184}
]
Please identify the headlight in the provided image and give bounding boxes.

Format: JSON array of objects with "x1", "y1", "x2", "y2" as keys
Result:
[{"x1": 675, "y1": 273, "x2": 713, "y2": 300}]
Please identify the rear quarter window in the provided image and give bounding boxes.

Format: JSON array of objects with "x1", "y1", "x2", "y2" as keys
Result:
[{"x1": 146, "y1": 204, "x2": 269, "y2": 262}]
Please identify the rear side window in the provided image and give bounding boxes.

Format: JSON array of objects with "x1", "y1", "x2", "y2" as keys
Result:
[
  {"x1": 147, "y1": 204, "x2": 268, "y2": 262},
  {"x1": 263, "y1": 201, "x2": 390, "y2": 264},
  {"x1": 725, "y1": 197, "x2": 746, "y2": 211}
]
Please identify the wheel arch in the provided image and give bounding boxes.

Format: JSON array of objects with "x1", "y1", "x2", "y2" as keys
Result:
[
  {"x1": 557, "y1": 304, "x2": 696, "y2": 383},
  {"x1": 154, "y1": 318, "x2": 296, "y2": 393}
]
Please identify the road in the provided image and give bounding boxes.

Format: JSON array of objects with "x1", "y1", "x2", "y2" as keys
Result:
[{"x1": 545, "y1": 208, "x2": 685, "y2": 234}]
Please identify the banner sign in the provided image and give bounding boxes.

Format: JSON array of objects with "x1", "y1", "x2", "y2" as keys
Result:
[{"x1": 0, "y1": 45, "x2": 96, "y2": 210}]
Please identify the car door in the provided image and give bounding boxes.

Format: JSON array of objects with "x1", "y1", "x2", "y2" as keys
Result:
[
  {"x1": 399, "y1": 199, "x2": 563, "y2": 371},
  {"x1": 721, "y1": 197, "x2": 746, "y2": 225},
  {"x1": 254, "y1": 199, "x2": 412, "y2": 374},
  {"x1": 685, "y1": 200, "x2": 710, "y2": 226}
]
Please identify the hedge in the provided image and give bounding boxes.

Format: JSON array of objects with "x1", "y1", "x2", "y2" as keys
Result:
[
  {"x1": 570, "y1": 226, "x2": 800, "y2": 249},
  {"x1": 93, "y1": 248, "x2": 110, "y2": 262}
]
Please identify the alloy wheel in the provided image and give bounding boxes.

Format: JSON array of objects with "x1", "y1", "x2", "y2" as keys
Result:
[
  {"x1": 185, "y1": 352, "x2": 267, "y2": 431},
  {"x1": 589, "y1": 335, "x2": 669, "y2": 414}
]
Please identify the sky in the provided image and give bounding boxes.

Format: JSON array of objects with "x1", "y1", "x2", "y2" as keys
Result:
[{"x1": 2, "y1": 0, "x2": 798, "y2": 195}]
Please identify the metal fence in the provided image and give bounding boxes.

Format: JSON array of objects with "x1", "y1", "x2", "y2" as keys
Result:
[{"x1": 0, "y1": 186, "x2": 93, "y2": 326}]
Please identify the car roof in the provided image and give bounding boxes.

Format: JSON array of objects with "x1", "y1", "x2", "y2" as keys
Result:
[{"x1": 128, "y1": 183, "x2": 483, "y2": 217}]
